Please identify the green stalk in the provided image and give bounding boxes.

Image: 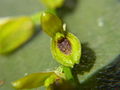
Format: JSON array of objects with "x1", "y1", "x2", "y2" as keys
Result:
[
  {"x1": 63, "y1": 66, "x2": 74, "y2": 82},
  {"x1": 30, "y1": 12, "x2": 42, "y2": 25},
  {"x1": 63, "y1": 66, "x2": 80, "y2": 89},
  {"x1": 63, "y1": 66, "x2": 77, "y2": 86}
]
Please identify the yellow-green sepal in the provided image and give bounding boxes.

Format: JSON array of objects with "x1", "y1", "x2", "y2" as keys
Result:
[
  {"x1": 41, "y1": 0, "x2": 64, "y2": 9},
  {"x1": 44, "y1": 73, "x2": 58, "y2": 87},
  {"x1": 12, "y1": 72, "x2": 56, "y2": 89},
  {"x1": 0, "y1": 17, "x2": 34, "y2": 54},
  {"x1": 51, "y1": 32, "x2": 81, "y2": 67},
  {"x1": 41, "y1": 12, "x2": 63, "y2": 37}
]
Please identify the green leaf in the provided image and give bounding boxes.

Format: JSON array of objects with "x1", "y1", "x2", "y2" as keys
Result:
[
  {"x1": 0, "y1": 0, "x2": 120, "y2": 89},
  {"x1": 0, "y1": 17, "x2": 34, "y2": 54},
  {"x1": 41, "y1": 12, "x2": 63, "y2": 37},
  {"x1": 12, "y1": 72, "x2": 55, "y2": 89},
  {"x1": 41, "y1": 0, "x2": 64, "y2": 9}
]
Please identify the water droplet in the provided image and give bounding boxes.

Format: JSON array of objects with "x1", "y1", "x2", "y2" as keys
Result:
[
  {"x1": 24, "y1": 73, "x2": 28, "y2": 76},
  {"x1": 98, "y1": 17, "x2": 104, "y2": 27}
]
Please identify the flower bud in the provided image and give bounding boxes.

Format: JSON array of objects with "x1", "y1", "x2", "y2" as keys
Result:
[
  {"x1": 41, "y1": 0, "x2": 64, "y2": 9},
  {"x1": 12, "y1": 72, "x2": 56, "y2": 89},
  {"x1": 0, "y1": 17, "x2": 34, "y2": 54},
  {"x1": 41, "y1": 12, "x2": 63, "y2": 37}
]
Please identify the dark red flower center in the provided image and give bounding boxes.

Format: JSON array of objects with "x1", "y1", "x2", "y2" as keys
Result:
[{"x1": 57, "y1": 38, "x2": 71, "y2": 55}]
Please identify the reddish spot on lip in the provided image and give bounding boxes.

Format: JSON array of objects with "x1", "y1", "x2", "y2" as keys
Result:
[{"x1": 57, "y1": 37, "x2": 71, "y2": 55}]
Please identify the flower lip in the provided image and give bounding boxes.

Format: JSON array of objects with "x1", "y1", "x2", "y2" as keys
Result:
[
  {"x1": 57, "y1": 37, "x2": 72, "y2": 55},
  {"x1": 51, "y1": 32, "x2": 81, "y2": 67}
]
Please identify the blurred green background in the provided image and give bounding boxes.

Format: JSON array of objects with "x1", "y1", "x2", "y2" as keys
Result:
[{"x1": 0, "y1": 0, "x2": 120, "y2": 90}]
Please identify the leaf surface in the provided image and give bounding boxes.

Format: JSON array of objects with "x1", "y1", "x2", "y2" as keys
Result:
[{"x1": 0, "y1": 0, "x2": 120, "y2": 89}]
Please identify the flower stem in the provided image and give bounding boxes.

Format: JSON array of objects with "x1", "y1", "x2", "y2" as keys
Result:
[
  {"x1": 63, "y1": 66, "x2": 78, "y2": 88},
  {"x1": 63, "y1": 66, "x2": 74, "y2": 81}
]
